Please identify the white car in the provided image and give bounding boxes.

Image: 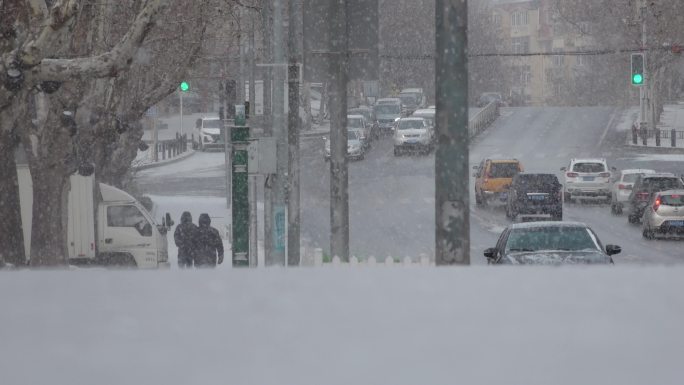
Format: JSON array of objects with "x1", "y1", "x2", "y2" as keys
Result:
[
  {"x1": 610, "y1": 169, "x2": 656, "y2": 214},
  {"x1": 347, "y1": 114, "x2": 371, "y2": 148},
  {"x1": 394, "y1": 117, "x2": 433, "y2": 156},
  {"x1": 195, "y1": 117, "x2": 222, "y2": 151},
  {"x1": 642, "y1": 190, "x2": 684, "y2": 239},
  {"x1": 561, "y1": 158, "x2": 615, "y2": 202}
]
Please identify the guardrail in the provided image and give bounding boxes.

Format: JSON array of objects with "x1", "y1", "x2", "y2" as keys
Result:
[
  {"x1": 630, "y1": 124, "x2": 684, "y2": 147},
  {"x1": 469, "y1": 101, "x2": 500, "y2": 137},
  {"x1": 145, "y1": 134, "x2": 191, "y2": 162}
]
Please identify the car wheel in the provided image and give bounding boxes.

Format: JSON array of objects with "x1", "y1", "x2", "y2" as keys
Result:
[
  {"x1": 642, "y1": 228, "x2": 654, "y2": 240},
  {"x1": 628, "y1": 213, "x2": 639, "y2": 224},
  {"x1": 475, "y1": 190, "x2": 483, "y2": 205},
  {"x1": 615, "y1": 204, "x2": 623, "y2": 215}
]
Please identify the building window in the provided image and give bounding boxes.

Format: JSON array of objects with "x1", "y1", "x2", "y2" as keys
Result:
[
  {"x1": 512, "y1": 37, "x2": 530, "y2": 54},
  {"x1": 512, "y1": 11, "x2": 528, "y2": 26},
  {"x1": 493, "y1": 13, "x2": 502, "y2": 26},
  {"x1": 521, "y1": 65, "x2": 532, "y2": 85},
  {"x1": 553, "y1": 49, "x2": 564, "y2": 67},
  {"x1": 576, "y1": 54, "x2": 586, "y2": 66}
]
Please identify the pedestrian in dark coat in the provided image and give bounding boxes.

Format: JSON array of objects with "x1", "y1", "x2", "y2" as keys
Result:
[
  {"x1": 174, "y1": 211, "x2": 198, "y2": 268},
  {"x1": 194, "y1": 213, "x2": 224, "y2": 267}
]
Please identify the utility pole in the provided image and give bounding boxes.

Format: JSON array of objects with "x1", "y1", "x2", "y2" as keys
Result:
[
  {"x1": 435, "y1": 0, "x2": 469, "y2": 265},
  {"x1": 639, "y1": 0, "x2": 649, "y2": 132},
  {"x1": 269, "y1": 0, "x2": 287, "y2": 266},
  {"x1": 287, "y1": 0, "x2": 301, "y2": 266},
  {"x1": 262, "y1": 0, "x2": 274, "y2": 260},
  {"x1": 329, "y1": 0, "x2": 350, "y2": 262},
  {"x1": 249, "y1": 11, "x2": 256, "y2": 123}
]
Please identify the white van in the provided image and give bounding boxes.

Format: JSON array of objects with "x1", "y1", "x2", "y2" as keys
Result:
[{"x1": 17, "y1": 165, "x2": 172, "y2": 268}]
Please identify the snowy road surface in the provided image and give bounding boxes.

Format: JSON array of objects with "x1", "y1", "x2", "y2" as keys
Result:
[
  {"x1": 1, "y1": 268, "x2": 683, "y2": 385},
  {"x1": 137, "y1": 107, "x2": 684, "y2": 263}
]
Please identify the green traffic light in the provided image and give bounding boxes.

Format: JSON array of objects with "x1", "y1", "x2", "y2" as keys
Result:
[
  {"x1": 180, "y1": 81, "x2": 189, "y2": 92},
  {"x1": 632, "y1": 74, "x2": 643, "y2": 84}
]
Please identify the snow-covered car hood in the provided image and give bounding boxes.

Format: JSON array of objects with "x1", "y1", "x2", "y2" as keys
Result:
[
  {"x1": 502, "y1": 250, "x2": 612, "y2": 265},
  {"x1": 376, "y1": 114, "x2": 400, "y2": 120}
]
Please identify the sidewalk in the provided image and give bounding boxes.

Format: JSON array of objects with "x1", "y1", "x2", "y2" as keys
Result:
[{"x1": 623, "y1": 103, "x2": 684, "y2": 152}]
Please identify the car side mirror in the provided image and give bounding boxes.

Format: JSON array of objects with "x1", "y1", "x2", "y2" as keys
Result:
[
  {"x1": 484, "y1": 248, "x2": 497, "y2": 259},
  {"x1": 605, "y1": 245, "x2": 621, "y2": 256},
  {"x1": 611, "y1": 166, "x2": 617, "y2": 171},
  {"x1": 560, "y1": 167, "x2": 567, "y2": 171},
  {"x1": 165, "y1": 213, "x2": 174, "y2": 228}
]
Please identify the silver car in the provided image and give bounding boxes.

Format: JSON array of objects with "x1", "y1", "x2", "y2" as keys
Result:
[
  {"x1": 610, "y1": 169, "x2": 655, "y2": 215},
  {"x1": 323, "y1": 129, "x2": 365, "y2": 161},
  {"x1": 393, "y1": 117, "x2": 433, "y2": 156},
  {"x1": 642, "y1": 190, "x2": 684, "y2": 239}
]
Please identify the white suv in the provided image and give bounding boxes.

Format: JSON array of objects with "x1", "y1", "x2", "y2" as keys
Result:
[
  {"x1": 561, "y1": 158, "x2": 615, "y2": 202},
  {"x1": 393, "y1": 117, "x2": 433, "y2": 156}
]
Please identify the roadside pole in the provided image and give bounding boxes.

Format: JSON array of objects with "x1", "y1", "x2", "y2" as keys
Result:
[
  {"x1": 262, "y1": 0, "x2": 274, "y2": 261},
  {"x1": 329, "y1": 0, "x2": 350, "y2": 262},
  {"x1": 152, "y1": 110, "x2": 158, "y2": 162},
  {"x1": 287, "y1": 0, "x2": 301, "y2": 266},
  {"x1": 249, "y1": 11, "x2": 256, "y2": 124},
  {"x1": 249, "y1": 174, "x2": 258, "y2": 267},
  {"x1": 269, "y1": 0, "x2": 287, "y2": 266},
  {"x1": 639, "y1": 1, "x2": 649, "y2": 133},
  {"x1": 179, "y1": 89, "x2": 184, "y2": 136},
  {"x1": 224, "y1": 87, "x2": 232, "y2": 210},
  {"x1": 435, "y1": 0, "x2": 470, "y2": 265},
  {"x1": 232, "y1": 118, "x2": 250, "y2": 267}
]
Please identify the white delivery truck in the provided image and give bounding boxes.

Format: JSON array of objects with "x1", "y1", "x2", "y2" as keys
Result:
[{"x1": 17, "y1": 164, "x2": 172, "y2": 268}]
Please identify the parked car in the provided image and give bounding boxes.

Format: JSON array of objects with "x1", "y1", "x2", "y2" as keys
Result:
[
  {"x1": 393, "y1": 117, "x2": 433, "y2": 156},
  {"x1": 610, "y1": 169, "x2": 656, "y2": 215},
  {"x1": 473, "y1": 158, "x2": 523, "y2": 205},
  {"x1": 505, "y1": 173, "x2": 563, "y2": 221},
  {"x1": 347, "y1": 114, "x2": 372, "y2": 148},
  {"x1": 642, "y1": 190, "x2": 684, "y2": 239},
  {"x1": 561, "y1": 158, "x2": 615, "y2": 202},
  {"x1": 484, "y1": 222, "x2": 620, "y2": 265},
  {"x1": 626, "y1": 173, "x2": 684, "y2": 224},
  {"x1": 476, "y1": 92, "x2": 505, "y2": 107},
  {"x1": 323, "y1": 129, "x2": 365, "y2": 161},
  {"x1": 374, "y1": 98, "x2": 403, "y2": 134},
  {"x1": 348, "y1": 106, "x2": 378, "y2": 139},
  {"x1": 195, "y1": 116, "x2": 223, "y2": 151}
]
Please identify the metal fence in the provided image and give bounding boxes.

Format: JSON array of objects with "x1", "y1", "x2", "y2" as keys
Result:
[
  {"x1": 469, "y1": 101, "x2": 500, "y2": 137},
  {"x1": 630, "y1": 124, "x2": 684, "y2": 147},
  {"x1": 146, "y1": 134, "x2": 191, "y2": 162}
]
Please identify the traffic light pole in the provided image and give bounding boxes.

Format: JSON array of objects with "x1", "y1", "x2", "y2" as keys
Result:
[
  {"x1": 435, "y1": 0, "x2": 470, "y2": 265},
  {"x1": 639, "y1": 2, "x2": 648, "y2": 131}
]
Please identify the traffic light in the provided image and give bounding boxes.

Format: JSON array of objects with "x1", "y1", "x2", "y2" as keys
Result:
[
  {"x1": 631, "y1": 53, "x2": 644, "y2": 86},
  {"x1": 180, "y1": 81, "x2": 189, "y2": 92}
]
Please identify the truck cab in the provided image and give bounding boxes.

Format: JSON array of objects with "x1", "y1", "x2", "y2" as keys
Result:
[{"x1": 18, "y1": 165, "x2": 171, "y2": 268}]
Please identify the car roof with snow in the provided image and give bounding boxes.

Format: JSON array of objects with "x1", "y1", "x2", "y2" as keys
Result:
[
  {"x1": 347, "y1": 114, "x2": 364, "y2": 119},
  {"x1": 400, "y1": 117, "x2": 426, "y2": 121},
  {"x1": 641, "y1": 172, "x2": 678, "y2": 179},
  {"x1": 412, "y1": 109, "x2": 435, "y2": 116},
  {"x1": 376, "y1": 98, "x2": 401, "y2": 104},
  {"x1": 401, "y1": 88, "x2": 423, "y2": 93},
  {"x1": 570, "y1": 158, "x2": 607, "y2": 164},
  {"x1": 621, "y1": 169, "x2": 656, "y2": 174}
]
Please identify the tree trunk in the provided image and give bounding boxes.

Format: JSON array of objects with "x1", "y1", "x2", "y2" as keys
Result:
[
  {"x1": 29, "y1": 167, "x2": 69, "y2": 267},
  {"x1": 0, "y1": 131, "x2": 25, "y2": 266}
]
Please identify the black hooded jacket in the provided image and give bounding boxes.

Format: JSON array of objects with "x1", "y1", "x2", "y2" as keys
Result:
[
  {"x1": 194, "y1": 213, "x2": 224, "y2": 266},
  {"x1": 174, "y1": 211, "x2": 198, "y2": 258}
]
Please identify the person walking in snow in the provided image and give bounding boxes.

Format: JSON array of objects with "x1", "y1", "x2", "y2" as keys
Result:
[
  {"x1": 193, "y1": 213, "x2": 224, "y2": 268},
  {"x1": 174, "y1": 211, "x2": 198, "y2": 268}
]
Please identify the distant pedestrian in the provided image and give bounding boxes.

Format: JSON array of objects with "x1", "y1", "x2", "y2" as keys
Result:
[
  {"x1": 174, "y1": 211, "x2": 198, "y2": 268},
  {"x1": 194, "y1": 213, "x2": 224, "y2": 268}
]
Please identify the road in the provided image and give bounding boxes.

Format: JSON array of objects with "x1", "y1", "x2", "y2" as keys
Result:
[{"x1": 137, "y1": 107, "x2": 684, "y2": 264}]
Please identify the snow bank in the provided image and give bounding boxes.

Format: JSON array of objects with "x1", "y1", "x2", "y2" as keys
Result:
[{"x1": 1, "y1": 267, "x2": 682, "y2": 385}]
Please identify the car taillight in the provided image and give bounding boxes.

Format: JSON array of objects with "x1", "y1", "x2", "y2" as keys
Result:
[
  {"x1": 599, "y1": 172, "x2": 611, "y2": 178},
  {"x1": 566, "y1": 172, "x2": 578, "y2": 178},
  {"x1": 637, "y1": 192, "x2": 650, "y2": 201},
  {"x1": 618, "y1": 184, "x2": 628, "y2": 190},
  {"x1": 653, "y1": 195, "x2": 661, "y2": 212}
]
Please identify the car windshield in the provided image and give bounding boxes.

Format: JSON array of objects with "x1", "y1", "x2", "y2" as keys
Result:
[
  {"x1": 347, "y1": 118, "x2": 364, "y2": 128},
  {"x1": 202, "y1": 119, "x2": 221, "y2": 129},
  {"x1": 661, "y1": 194, "x2": 684, "y2": 206},
  {"x1": 572, "y1": 162, "x2": 605, "y2": 173},
  {"x1": 374, "y1": 105, "x2": 401, "y2": 115},
  {"x1": 399, "y1": 94, "x2": 418, "y2": 106},
  {"x1": 347, "y1": 130, "x2": 359, "y2": 141},
  {"x1": 642, "y1": 178, "x2": 684, "y2": 191},
  {"x1": 489, "y1": 162, "x2": 519, "y2": 178},
  {"x1": 505, "y1": 226, "x2": 601, "y2": 253},
  {"x1": 398, "y1": 120, "x2": 424, "y2": 130}
]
